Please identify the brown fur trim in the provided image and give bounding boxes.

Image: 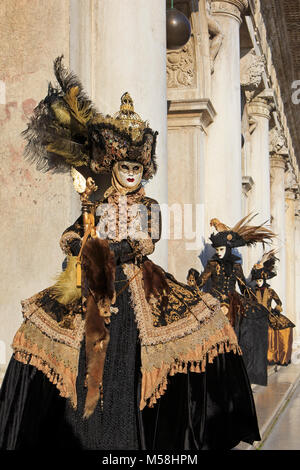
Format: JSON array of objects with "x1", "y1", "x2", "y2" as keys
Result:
[
  {"x1": 81, "y1": 238, "x2": 116, "y2": 418},
  {"x1": 142, "y1": 260, "x2": 170, "y2": 309},
  {"x1": 84, "y1": 294, "x2": 110, "y2": 418},
  {"x1": 227, "y1": 291, "x2": 246, "y2": 327},
  {"x1": 82, "y1": 238, "x2": 116, "y2": 300}
]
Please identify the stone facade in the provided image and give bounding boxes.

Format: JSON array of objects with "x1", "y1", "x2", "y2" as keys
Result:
[{"x1": 167, "y1": 0, "x2": 300, "y2": 353}]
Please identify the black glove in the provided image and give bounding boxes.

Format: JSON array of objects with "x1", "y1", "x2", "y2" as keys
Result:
[
  {"x1": 68, "y1": 238, "x2": 82, "y2": 256},
  {"x1": 187, "y1": 268, "x2": 200, "y2": 282}
]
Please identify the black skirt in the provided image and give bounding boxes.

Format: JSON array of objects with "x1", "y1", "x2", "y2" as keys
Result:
[{"x1": 0, "y1": 267, "x2": 260, "y2": 450}]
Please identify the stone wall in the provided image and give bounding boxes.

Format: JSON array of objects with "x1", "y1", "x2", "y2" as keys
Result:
[{"x1": 0, "y1": 0, "x2": 78, "y2": 373}]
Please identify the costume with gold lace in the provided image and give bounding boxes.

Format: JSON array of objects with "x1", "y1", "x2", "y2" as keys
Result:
[
  {"x1": 251, "y1": 251, "x2": 295, "y2": 366},
  {"x1": 0, "y1": 57, "x2": 260, "y2": 450}
]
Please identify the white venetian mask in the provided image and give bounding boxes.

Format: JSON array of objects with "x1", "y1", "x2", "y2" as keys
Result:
[
  {"x1": 256, "y1": 279, "x2": 264, "y2": 287},
  {"x1": 114, "y1": 161, "x2": 143, "y2": 189},
  {"x1": 215, "y1": 246, "x2": 226, "y2": 259}
]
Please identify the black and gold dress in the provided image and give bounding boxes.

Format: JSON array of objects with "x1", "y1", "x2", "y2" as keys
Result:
[
  {"x1": 254, "y1": 285, "x2": 295, "y2": 366},
  {"x1": 0, "y1": 188, "x2": 262, "y2": 450}
]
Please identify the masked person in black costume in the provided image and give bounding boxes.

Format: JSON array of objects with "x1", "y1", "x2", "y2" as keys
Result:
[
  {"x1": 0, "y1": 57, "x2": 261, "y2": 451},
  {"x1": 187, "y1": 215, "x2": 276, "y2": 387},
  {"x1": 250, "y1": 250, "x2": 295, "y2": 367}
]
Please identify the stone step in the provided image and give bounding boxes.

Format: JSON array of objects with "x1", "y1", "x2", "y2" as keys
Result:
[{"x1": 235, "y1": 363, "x2": 300, "y2": 450}]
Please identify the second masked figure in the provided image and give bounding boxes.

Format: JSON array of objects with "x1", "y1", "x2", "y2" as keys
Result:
[{"x1": 187, "y1": 216, "x2": 275, "y2": 387}]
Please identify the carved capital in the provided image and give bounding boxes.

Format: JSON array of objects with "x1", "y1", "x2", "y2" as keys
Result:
[
  {"x1": 211, "y1": 0, "x2": 248, "y2": 23},
  {"x1": 247, "y1": 89, "x2": 274, "y2": 120},
  {"x1": 240, "y1": 49, "x2": 265, "y2": 91},
  {"x1": 270, "y1": 154, "x2": 287, "y2": 171}
]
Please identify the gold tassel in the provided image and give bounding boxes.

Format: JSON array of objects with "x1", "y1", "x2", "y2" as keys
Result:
[{"x1": 76, "y1": 260, "x2": 82, "y2": 288}]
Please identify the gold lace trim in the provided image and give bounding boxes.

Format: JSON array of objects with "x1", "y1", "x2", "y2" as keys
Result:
[
  {"x1": 21, "y1": 289, "x2": 85, "y2": 348},
  {"x1": 123, "y1": 263, "x2": 220, "y2": 346},
  {"x1": 122, "y1": 263, "x2": 241, "y2": 409},
  {"x1": 12, "y1": 320, "x2": 81, "y2": 408}
]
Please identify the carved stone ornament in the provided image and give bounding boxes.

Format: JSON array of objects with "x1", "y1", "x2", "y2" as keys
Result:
[
  {"x1": 167, "y1": 36, "x2": 195, "y2": 88},
  {"x1": 242, "y1": 175, "x2": 254, "y2": 194},
  {"x1": 240, "y1": 49, "x2": 265, "y2": 91},
  {"x1": 269, "y1": 128, "x2": 288, "y2": 156},
  {"x1": 285, "y1": 163, "x2": 298, "y2": 193},
  {"x1": 206, "y1": 1, "x2": 224, "y2": 74}
]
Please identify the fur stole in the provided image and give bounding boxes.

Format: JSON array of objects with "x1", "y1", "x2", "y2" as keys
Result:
[{"x1": 81, "y1": 237, "x2": 116, "y2": 418}]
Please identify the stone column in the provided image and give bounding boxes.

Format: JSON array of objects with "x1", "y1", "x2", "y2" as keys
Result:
[
  {"x1": 285, "y1": 186, "x2": 297, "y2": 327},
  {"x1": 204, "y1": 0, "x2": 248, "y2": 246},
  {"x1": 246, "y1": 91, "x2": 273, "y2": 270},
  {"x1": 270, "y1": 153, "x2": 287, "y2": 309},
  {"x1": 70, "y1": 0, "x2": 168, "y2": 268}
]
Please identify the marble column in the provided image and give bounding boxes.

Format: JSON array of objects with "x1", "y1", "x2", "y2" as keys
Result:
[
  {"x1": 270, "y1": 154, "x2": 287, "y2": 309},
  {"x1": 70, "y1": 0, "x2": 168, "y2": 268},
  {"x1": 285, "y1": 188, "x2": 297, "y2": 327},
  {"x1": 246, "y1": 92, "x2": 273, "y2": 271},
  {"x1": 204, "y1": 0, "x2": 248, "y2": 246}
]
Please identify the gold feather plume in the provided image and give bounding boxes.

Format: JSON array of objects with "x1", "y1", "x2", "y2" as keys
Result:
[
  {"x1": 52, "y1": 256, "x2": 81, "y2": 305},
  {"x1": 210, "y1": 213, "x2": 276, "y2": 247}
]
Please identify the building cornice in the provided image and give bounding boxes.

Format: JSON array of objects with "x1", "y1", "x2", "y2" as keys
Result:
[{"x1": 167, "y1": 98, "x2": 216, "y2": 129}]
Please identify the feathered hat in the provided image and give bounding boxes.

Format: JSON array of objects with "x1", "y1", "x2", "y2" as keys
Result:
[
  {"x1": 251, "y1": 249, "x2": 279, "y2": 281},
  {"x1": 209, "y1": 213, "x2": 276, "y2": 249},
  {"x1": 22, "y1": 56, "x2": 158, "y2": 180}
]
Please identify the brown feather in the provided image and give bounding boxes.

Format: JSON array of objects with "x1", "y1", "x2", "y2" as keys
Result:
[{"x1": 232, "y1": 212, "x2": 276, "y2": 246}]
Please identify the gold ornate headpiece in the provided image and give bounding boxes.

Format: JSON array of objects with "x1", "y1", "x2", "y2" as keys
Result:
[
  {"x1": 89, "y1": 92, "x2": 158, "y2": 179},
  {"x1": 22, "y1": 57, "x2": 158, "y2": 181}
]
